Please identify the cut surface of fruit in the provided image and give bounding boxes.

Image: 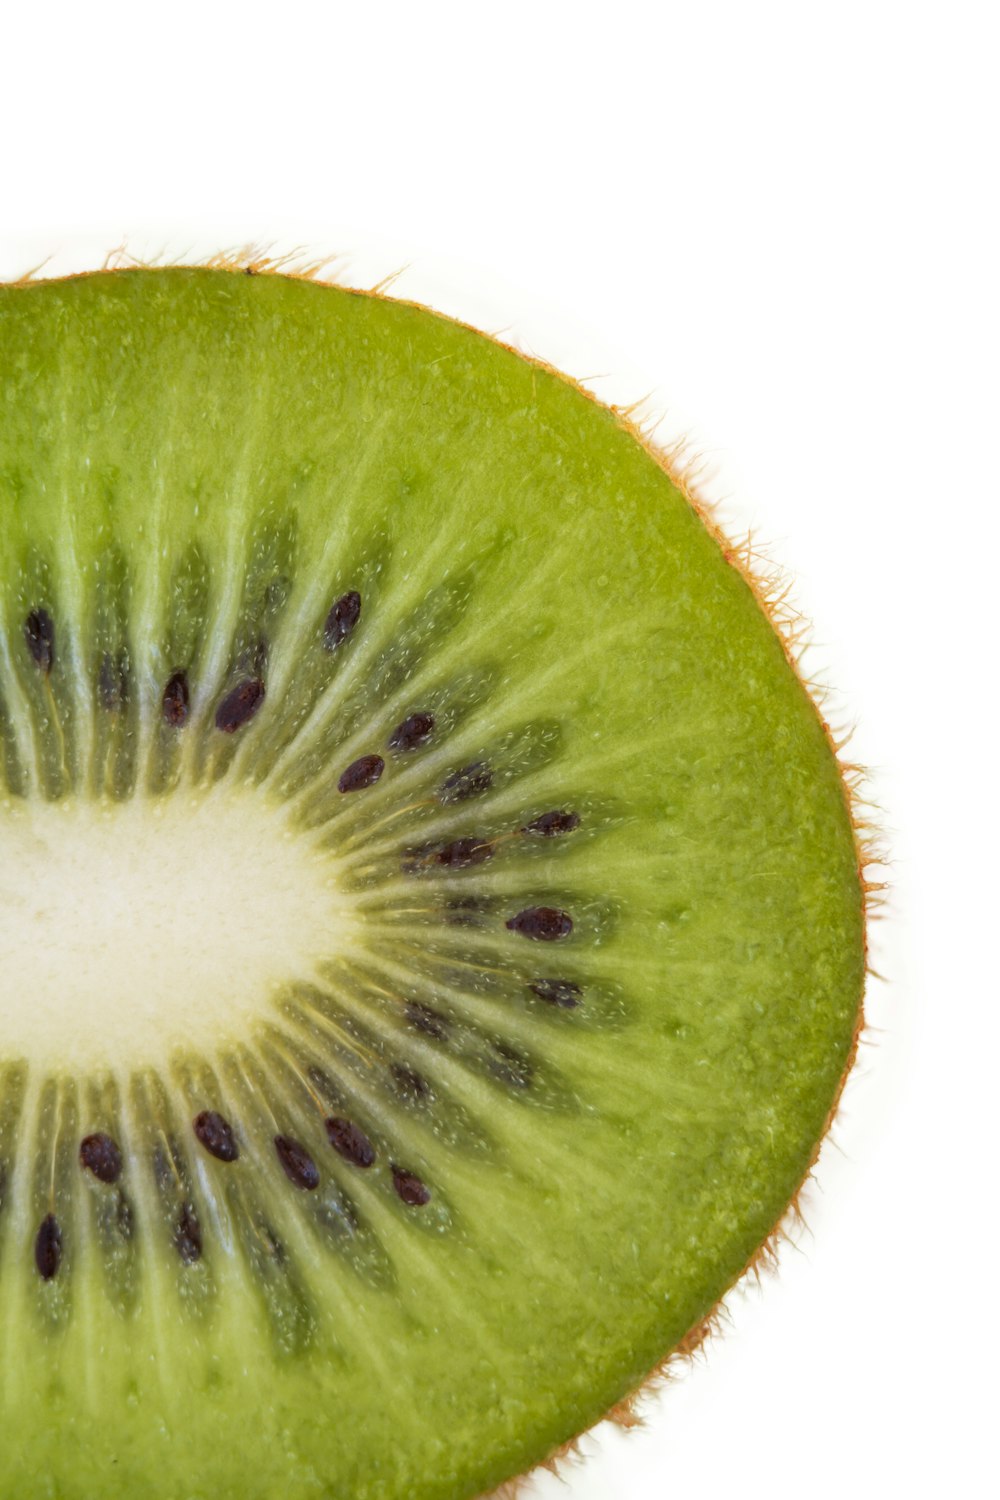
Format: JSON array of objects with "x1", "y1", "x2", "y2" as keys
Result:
[
  {"x1": 0, "y1": 793, "x2": 351, "y2": 1071},
  {"x1": 0, "y1": 266, "x2": 865, "y2": 1500}
]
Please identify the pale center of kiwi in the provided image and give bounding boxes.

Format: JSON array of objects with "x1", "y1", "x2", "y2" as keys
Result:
[{"x1": 0, "y1": 790, "x2": 351, "y2": 1073}]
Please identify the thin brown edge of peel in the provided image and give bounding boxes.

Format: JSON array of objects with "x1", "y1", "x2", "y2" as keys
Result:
[{"x1": 4, "y1": 243, "x2": 887, "y2": 1499}]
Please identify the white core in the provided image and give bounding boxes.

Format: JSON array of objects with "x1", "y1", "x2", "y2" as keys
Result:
[{"x1": 0, "y1": 791, "x2": 350, "y2": 1073}]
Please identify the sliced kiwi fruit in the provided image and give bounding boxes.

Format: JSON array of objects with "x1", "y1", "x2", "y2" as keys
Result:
[{"x1": 0, "y1": 263, "x2": 866, "y2": 1499}]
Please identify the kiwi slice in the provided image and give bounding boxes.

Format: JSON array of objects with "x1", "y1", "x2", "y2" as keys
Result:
[{"x1": 0, "y1": 264, "x2": 865, "y2": 1499}]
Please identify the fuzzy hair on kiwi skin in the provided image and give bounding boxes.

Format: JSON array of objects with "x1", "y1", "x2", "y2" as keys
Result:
[
  {"x1": 1, "y1": 245, "x2": 884, "y2": 1500},
  {"x1": 476, "y1": 440, "x2": 883, "y2": 1495}
]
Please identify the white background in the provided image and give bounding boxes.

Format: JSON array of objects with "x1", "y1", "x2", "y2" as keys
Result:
[{"x1": 2, "y1": 3, "x2": 995, "y2": 1496}]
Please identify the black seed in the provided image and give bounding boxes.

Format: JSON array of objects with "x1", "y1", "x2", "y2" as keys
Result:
[
  {"x1": 521, "y1": 810, "x2": 581, "y2": 838},
  {"x1": 529, "y1": 978, "x2": 583, "y2": 1009},
  {"x1": 391, "y1": 1165, "x2": 431, "y2": 1207},
  {"x1": 388, "y1": 712, "x2": 435, "y2": 752},
  {"x1": 98, "y1": 651, "x2": 128, "y2": 711},
  {"x1": 325, "y1": 1117, "x2": 376, "y2": 1168},
  {"x1": 390, "y1": 1063, "x2": 431, "y2": 1102},
  {"x1": 193, "y1": 1110, "x2": 239, "y2": 1162},
  {"x1": 436, "y1": 837, "x2": 494, "y2": 869},
  {"x1": 405, "y1": 1002, "x2": 449, "y2": 1041},
  {"x1": 338, "y1": 754, "x2": 384, "y2": 793},
  {"x1": 35, "y1": 1214, "x2": 62, "y2": 1280},
  {"x1": 274, "y1": 1135, "x2": 320, "y2": 1191},
  {"x1": 439, "y1": 762, "x2": 493, "y2": 804},
  {"x1": 79, "y1": 1131, "x2": 123, "y2": 1184},
  {"x1": 24, "y1": 609, "x2": 54, "y2": 674},
  {"x1": 490, "y1": 1041, "x2": 534, "y2": 1090},
  {"x1": 215, "y1": 677, "x2": 266, "y2": 733},
  {"x1": 175, "y1": 1203, "x2": 202, "y2": 1263},
  {"x1": 323, "y1": 590, "x2": 362, "y2": 650},
  {"x1": 162, "y1": 670, "x2": 190, "y2": 727},
  {"x1": 506, "y1": 906, "x2": 574, "y2": 941}
]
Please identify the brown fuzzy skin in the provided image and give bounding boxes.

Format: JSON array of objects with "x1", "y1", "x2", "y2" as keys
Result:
[
  {"x1": 473, "y1": 402, "x2": 882, "y2": 1500},
  {"x1": 6, "y1": 245, "x2": 886, "y2": 1499},
  {"x1": 475, "y1": 297, "x2": 883, "y2": 1500}
]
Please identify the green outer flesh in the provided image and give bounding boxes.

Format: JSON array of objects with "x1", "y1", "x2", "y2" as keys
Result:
[{"x1": 0, "y1": 269, "x2": 864, "y2": 1499}]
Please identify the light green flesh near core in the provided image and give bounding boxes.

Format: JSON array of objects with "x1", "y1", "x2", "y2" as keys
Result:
[{"x1": 0, "y1": 269, "x2": 863, "y2": 1500}]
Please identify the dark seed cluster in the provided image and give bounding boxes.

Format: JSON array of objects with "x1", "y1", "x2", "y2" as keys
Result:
[
  {"x1": 436, "y1": 837, "x2": 493, "y2": 869},
  {"x1": 338, "y1": 754, "x2": 385, "y2": 793},
  {"x1": 162, "y1": 670, "x2": 190, "y2": 726},
  {"x1": 439, "y1": 762, "x2": 493, "y2": 803},
  {"x1": 521, "y1": 810, "x2": 581, "y2": 837},
  {"x1": 323, "y1": 589, "x2": 362, "y2": 651},
  {"x1": 215, "y1": 678, "x2": 266, "y2": 734},
  {"x1": 24, "y1": 609, "x2": 55, "y2": 675},
  {"x1": 528, "y1": 978, "x2": 582, "y2": 1009},
  {"x1": 388, "y1": 712, "x2": 435, "y2": 752},
  {"x1": 32, "y1": 1096, "x2": 439, "y2": 1280},
  {"x1": 506, "y1": 907, "x2": 574, "y2": 941},
  {"x1": 193, "y1": 1110, "x2": 240, "y2": 1162},
  {"x1": 35, "y1": 1213, "x2": 62, "y2": 1280},
  {"x1": 80, "y1": 1131, "x2": 123, "y2": 1183},
  {"x1": 15, "y1": 571, "x2": 597, "y2": 1298},
  {"x1": 174, "y1": 1203, "x2": 203, "y2": 1265},
  {"x1": 325, "y1": 1116, "x2": 377, "y2": 1169},
  {"x1": 390, "y1": 1166, "x2": 431, "y2": 1208},
  {"x1": 274, "y1": 1135, "x2": 321, "y2": 1191}
]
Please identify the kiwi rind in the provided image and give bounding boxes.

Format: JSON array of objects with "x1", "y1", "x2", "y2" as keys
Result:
[{"x1": 0, "y1": 255, "x2": 872, "y2": 1500}]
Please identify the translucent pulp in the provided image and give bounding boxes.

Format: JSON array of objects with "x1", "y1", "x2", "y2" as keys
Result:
[{"x1": 0, "y1": 791, "x2": 350, "y2": 1073}]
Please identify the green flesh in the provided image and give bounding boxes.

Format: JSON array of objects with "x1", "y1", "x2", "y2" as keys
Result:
[{"x1": 0, "y1": 268, "x2": 863, "y2": 1500}]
